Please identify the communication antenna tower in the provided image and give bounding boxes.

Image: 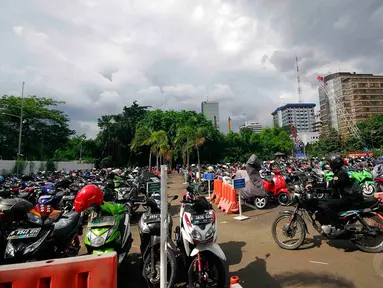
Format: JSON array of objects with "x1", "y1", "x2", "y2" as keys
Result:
[{"x1": 296, "y1": 56, "x2": 302, "y2": 103}]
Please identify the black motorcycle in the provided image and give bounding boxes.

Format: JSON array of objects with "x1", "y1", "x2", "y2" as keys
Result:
[
  {"x1": 138, "y1": 194, "x2": 178, "y2": 288},
  {"x1": 2, "y1": 197, "x2": 82, "y2": 263},
  {"x1": 271, "y1": 188, "x2": 383, "y2": 252}
]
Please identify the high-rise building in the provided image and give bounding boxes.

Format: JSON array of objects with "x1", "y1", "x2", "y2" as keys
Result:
[
  {"x1": 313, "y1": 111, "x2": 322, "y2": 133},
  {"x1": 239, "y1": 121, "x2": 264, "y2": 133},
  {"x1": 201, "y1": 101, "x2": 219, "y2": 129},
  {"x1": 319, "y1": 72, "x2": 383, "y2": 136},
  {"x1": 272, "y1": 103, "x2": 316, "y2": 132}
]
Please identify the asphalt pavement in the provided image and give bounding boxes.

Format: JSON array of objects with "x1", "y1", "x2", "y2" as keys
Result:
[{"x1": 94, "y1": 173, "x2": 383, "y2": 287}]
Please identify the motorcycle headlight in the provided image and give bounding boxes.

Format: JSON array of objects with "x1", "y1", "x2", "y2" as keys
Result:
[
  {"x1": 191, "y1": 229, "x2": 202, "y2": 241},
  {"x1": 139, "y1": 215, "x2": 150, "y2": 233},
  {"x1": 87, "y1": 231, "x2": 107, "y2": 247},
  {"x1": 205, "y1": 226, "x2": 215, "y2": 241},
  {"x1": 5, "y1": 242, "x2": 15, "y2": 258},
  {"x1": 27, "y1": 212, "x2": 43, "y2": 225}
]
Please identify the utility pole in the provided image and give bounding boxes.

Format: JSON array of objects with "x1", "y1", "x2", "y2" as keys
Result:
[{"x1": 16, "y1": 82, "x2": 25, "y2": 177}]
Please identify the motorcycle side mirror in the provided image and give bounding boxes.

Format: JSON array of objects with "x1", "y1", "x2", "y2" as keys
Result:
[{"x1": 171, "y1": 195, "x2": 178, "y2": 201}]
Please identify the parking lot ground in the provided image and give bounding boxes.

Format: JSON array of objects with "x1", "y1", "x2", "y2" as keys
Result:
[{"x1": 120, "y1": 174, "x2": 383, "y2": 287}]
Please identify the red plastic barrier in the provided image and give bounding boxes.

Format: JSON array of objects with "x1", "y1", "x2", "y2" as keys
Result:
[
  {"x1": 0, "y1": 252, "x2": 117, "y2": 288},
  {"x1": 212, "y1": 179, "x2": 223, "y2": 203},
  {"x1": 218, "y1": 183, "x2": 239, "y2": 214}
]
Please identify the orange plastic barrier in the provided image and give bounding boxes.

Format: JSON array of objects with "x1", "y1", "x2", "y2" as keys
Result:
[
  {"x1": 218, "y1": 183, "x2": 239, "y2": 214},
  {"x1": 212, "y1": 179, "x2": 223, "y2": 203},
  {"x1": 0, "y1": 252, "x2": 117, "y2": 288}
]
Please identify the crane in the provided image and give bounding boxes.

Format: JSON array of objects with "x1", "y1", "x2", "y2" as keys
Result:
[{"x1": 317, "y1": 76, "x2": 361, "y2": 140}]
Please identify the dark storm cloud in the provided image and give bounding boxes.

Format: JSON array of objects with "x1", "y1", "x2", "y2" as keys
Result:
[{"x1": 252, "y1": 0, "x2": 383, "y2": 75}]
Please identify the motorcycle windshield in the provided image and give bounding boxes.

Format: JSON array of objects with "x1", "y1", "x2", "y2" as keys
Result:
[{"x1": 100, "y1": 202, "x2": 126, "y2": 215}]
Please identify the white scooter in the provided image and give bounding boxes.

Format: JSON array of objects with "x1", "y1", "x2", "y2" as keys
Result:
[{"x1": 175, "y1": 186, "x2": 228, "y2": 288}]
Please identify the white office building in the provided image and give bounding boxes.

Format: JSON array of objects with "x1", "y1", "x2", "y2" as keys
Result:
[
  {"x1": 272, "y1": 103, "x2": 316, "y2": 132},
  {"x1": 239, "y1": 121, "x2": 264, "y2": 133}
]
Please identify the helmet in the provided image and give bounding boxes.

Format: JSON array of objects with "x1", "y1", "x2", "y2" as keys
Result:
[
  {"x1": 207, "y1": 166, "x2": 214, "y2": 172},
  {"x1": 329, "y1": 155, "x2": 343, "y2": 171},
  {"x1": 74, "y1": 184, "x2": 104, "y2": 212},
  {"x1": 0, "y1": 176, "x2": 4, "y2": 183}
]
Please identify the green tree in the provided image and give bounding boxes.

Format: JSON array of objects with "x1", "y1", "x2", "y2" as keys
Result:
[
  {"x1": 0, "y1": 95, "x2": 74, "y2": 160},
  {"x1": 312, "y1": 128, "x2": 343, "y2": 156}
]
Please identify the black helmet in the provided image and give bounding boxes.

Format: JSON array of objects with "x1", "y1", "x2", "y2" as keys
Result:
[{"x1": 329, "y1": 155, "x2": 343, "y2": 171}]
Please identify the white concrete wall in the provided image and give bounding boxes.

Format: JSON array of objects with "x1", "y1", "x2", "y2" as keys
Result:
[
  {"x1": 0, "y1": 160, "x2": 95, "y2": 175},
  {"x1": 297, "y1": 131, "x2": 320, "y2": 145}
]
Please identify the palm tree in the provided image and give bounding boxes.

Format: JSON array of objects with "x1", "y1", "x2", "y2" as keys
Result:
[
  {"x1": 175, "y1": 126, "x2": 207, "y2": 182},
  {"x1": 131, "y1": 126, "x2": 152, "y2": 171},
  {"x1": 131, "y1": 128, "x2": 170, "y2": 171},
  {"x1": 192, "y1": 127, "x2": 207, "y2": 182},
  {"x1": 174, "y1": 126, "x2": 194, "y2": 166},
  {"x1": 151, "y1": 130, "x2": 169, "y2": 169}
]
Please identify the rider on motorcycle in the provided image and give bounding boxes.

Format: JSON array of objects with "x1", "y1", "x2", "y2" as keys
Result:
[{"x1": 319, "y1": 155, "x2": 363, "y2": 235}]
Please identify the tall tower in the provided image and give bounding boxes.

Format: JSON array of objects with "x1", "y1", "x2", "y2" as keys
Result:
[{"x1": 296, "y1": 56, "x2": 302, "y2": 103}]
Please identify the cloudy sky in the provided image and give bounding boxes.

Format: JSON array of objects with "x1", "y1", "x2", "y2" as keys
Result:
[{"x1": 1, "y1": 0, "x2": 383, "y2": 137}]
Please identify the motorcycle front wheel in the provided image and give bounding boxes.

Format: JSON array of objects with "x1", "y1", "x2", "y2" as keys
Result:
[
  {"x1": 187, "y1": 251, "x2": 226, "y2": 288},
  {"x1": 143, "y1": 248, "x2": 177, "y2": 288},
  {"x1": 272, "y1": 214, "x2": 306, "y2": 250},
  {"x1": 362, "y1": 183, "x2": 376, "y2": 197},
  {"x1": 277, "y1": 192, "x2": 292, "y2": 206}
]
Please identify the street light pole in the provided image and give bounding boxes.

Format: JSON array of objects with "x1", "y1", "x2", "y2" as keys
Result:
[{"x1": 16, "y1": 82, "x2": 25, "y2": 177}]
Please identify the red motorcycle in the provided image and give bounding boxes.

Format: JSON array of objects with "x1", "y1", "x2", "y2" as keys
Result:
[{"x1": 259, "y1": 169, "x2": 292, "y2": 208}]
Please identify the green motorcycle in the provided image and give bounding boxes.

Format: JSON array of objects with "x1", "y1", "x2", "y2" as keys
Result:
[
  {"x1": 349, "y1": 170, "x2": 377, "y2": 198},
  {"x1": 84, "y1": 202, "x2": 132, "y2": 265}
]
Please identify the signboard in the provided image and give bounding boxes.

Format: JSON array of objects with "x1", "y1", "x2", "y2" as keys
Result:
[
  {"x1": 147, "y1": 182, "x2": 161, "y2": 196},
  {"x1": 233, "y1": 178, "x2": 246, "y2": 189},
  {"x1": 203, "y1": 173, "x2": 214, "y2": 181},
  {"x1": 295, "y1": 153, "x2": 307, "y2": 158},
  {"x1": 346, "y1": 152, "x2": 374, "y2": 157}
]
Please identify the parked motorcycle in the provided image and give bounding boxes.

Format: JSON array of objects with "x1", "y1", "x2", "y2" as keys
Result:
[
  {"x1": 3, "y1": 197, "x2": 82, "y2": 263},
  {"x1": 261, "y1": 169, "x2": 292, "y2": 207},
  {"x1": 138, "y1": 194, "x2": 178, "y2": 288},
  {"x1": 349, "y1": 170, "x2": 377, "y2": 198},
  {"x1": 175, "y1": 186, "x2": 227, "y2": 288},
  {"x1": 84, "y1": 201, "x2": 132, "y2": 265}
]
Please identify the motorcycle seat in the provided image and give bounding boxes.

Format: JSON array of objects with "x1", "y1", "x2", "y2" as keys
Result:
[
  {"x1": 0, "y1": 198, "x2": 33, "y2": 215},
  {"x1": 53, "y1": 211, "x2": 80, "y2": 239},
  {"x1": 265, "y1": 176, "x2": 274, "y2": 183},
  {"x1": 344, "y1": 198, "x2": 380, "y2": 211}
]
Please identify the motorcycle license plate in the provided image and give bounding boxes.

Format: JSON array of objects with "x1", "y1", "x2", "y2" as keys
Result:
[
  {"x1": 89, "y1": 216, "x2": 116, "y2": 227},
  {"x1": 144, "y1": 214, "x2": 161, "y2": 224},
  {"x1": 7, "y1": 228, "x2": 41, "y2": 240},
  {"x1": 191, "y1": 214, "x2": 213, "y2": 225},
  {"x1": 62, "y1": 195, "x2": 75, "y2": 200}
]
